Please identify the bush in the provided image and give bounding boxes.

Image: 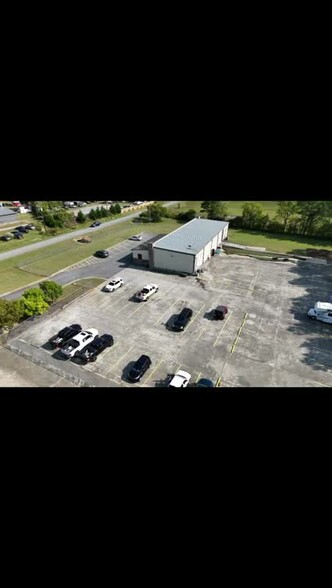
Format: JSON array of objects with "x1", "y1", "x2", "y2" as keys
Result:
[
  {"x1": 39, "y1": 280, "x2": 63, "y2": 303},
  {"x1": 229, "y1": 216, "x2": 244, "y2": 228},
  {"x1": 177, "y1": 209, "x2": 197, "y2": 222},
  {"x1": 266, "y1": 220, "x2": 284, "y2": 233},
  {"x1": 21, "y1": 288, "x2": 49, "y2": 317},
  {"x1": 0, "y1": 299, "x2": 24, "y2": 329},
  {"x1": 89, "y1": 209, "x2": 97, "y2": 220}
]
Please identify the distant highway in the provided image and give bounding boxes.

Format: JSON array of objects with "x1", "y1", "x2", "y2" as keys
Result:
[{"x1": 0, "y1": 201, "x2": 181, "y2": 262}]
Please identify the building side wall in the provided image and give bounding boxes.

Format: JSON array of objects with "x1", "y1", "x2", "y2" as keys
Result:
[
  {"x1": 153, "y1": 248, "x2": 194, "y2": 274},
  {"x1": 195, "y1": 250, "x2": 204, "y2": 271},
  {"x1": 133, "y1": 250, "x2": 150, "y2": 261}
]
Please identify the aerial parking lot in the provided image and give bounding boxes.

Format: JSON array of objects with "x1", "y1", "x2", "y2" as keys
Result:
[{"x1": 6, "y1": 250, "x2": 332, "y2": 388}]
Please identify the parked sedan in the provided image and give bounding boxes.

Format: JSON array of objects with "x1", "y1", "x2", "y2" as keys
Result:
[
  {"x1": 103, "y1": 277, "x2": 124, "y2": 292},
  {"x1": 168, "y1": 370, "x2": 191, "y2": 388},
  {"x1": 90, "y1": 221, "x2": 101, "y2": 227},
  {"x1": 196, "y1": 378, "x2": 214, "y2": 388},
  {"x1": 60, "y1": 329, "x2": 98, "y2": 359},
  {"x1": 127, "y1": 355, "x2": 151, "y2": 382},
  {"x1": 0, "y1": 234, "x2": 11, "y2": 241},
  {"x1": 95, "y1": 250, "x2": 109, "y2": 258},
  {"x1": 25, "y1": 224, "x2": 36, "y2": 230},
  {"x1": 49, "y1": 324, "x2": 82, "y2": 348},
  {"x1": 129, "y1": 235, "x2": 142, "y2": 241},
  {"x1": 74, "y1": 334, "x2": 114, "y2": 363}
]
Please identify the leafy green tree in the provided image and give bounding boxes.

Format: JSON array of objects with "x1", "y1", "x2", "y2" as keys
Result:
[
  {"x1": 0, "y1": 299, "x2": 24, "y2": 328},
  {"x1": 201, "y1": 201, "x2": 228, "y2": 220},
  {"x1": 242, "y1": 202, "x2": 267, "y2": 229},
  {"x1": 109, "y1": 205, "x2": 116, "y2": 215},
  {"x1": 146, "y1": 203, "x2": 166, "y2": 222},
  {"x1": 76, "y1": 210, "x2": 86, "y2": 223},
  {"x1": 114, "y1": 203, "x2": 121, "y2": 214},
  {"x1": 89, "y1": 209, "x2": 97, "y2": 220},
  {"x1": 276, "y1": 201, "x2": 298, "y2": 232},
  {"x1": 21, "y1": 288, "x2": 49, "y2": 317},
  {"x1": 296, "y1": 201, "x2": 329, "y2": 236},
  {"x1": 39, "y1": 281, "x2": 63, "y2": 303},
  {"x1": 100, "y1": 206, "x2": 108, "y2": 218}
]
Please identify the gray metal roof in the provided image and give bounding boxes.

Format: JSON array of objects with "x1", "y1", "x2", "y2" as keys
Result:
[{"x1": 153, "y1": 218, "x2": 229, "y2": 255}]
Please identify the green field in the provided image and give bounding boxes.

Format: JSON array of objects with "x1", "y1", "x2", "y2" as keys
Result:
[{"x1": 169, "y1": 201, "x2": 280, "y2": 217}]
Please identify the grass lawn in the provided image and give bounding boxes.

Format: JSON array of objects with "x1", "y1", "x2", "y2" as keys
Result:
[
  {"x1": 167, "y1": 200, "x2": 280, "y2": 217},
  {"x1": 229, "y1": 228, "x2": 332, "y2": 254},
  {"x1": 58, "y1": 278, "x2": 105, "y2": 304}
]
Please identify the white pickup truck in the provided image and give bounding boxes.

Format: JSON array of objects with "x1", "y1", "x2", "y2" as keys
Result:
[
  {"x1": 308, "y1": 302, "x2": 332, "y2": 324},
  {"x1": 135, "y1": 284, "x2": 159, "y2": 302}
]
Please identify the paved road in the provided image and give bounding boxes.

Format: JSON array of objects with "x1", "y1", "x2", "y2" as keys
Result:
[
  {"x1": 3, "y1": 232, "x2": 156, "y2": 300},
  {"x1": 0, "y1": 201, "x2": 181, "y2": 262}
]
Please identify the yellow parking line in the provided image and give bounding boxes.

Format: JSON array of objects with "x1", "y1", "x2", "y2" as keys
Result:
[
  {"x1": 216, "y1": 377, "x2": 222, "y2": 387},
  {"x1": 153, "y1": 297, "x2": 182, "y2": 327},
  {"x1": 143, "y1": 359, "x2": 163, "y2": 385},
  {"x1": 195, "y1": 372, "x2": 201, "y2": 383},
  {"x1": 213, "y1": 311, "x2": 232, "y2": 347}
]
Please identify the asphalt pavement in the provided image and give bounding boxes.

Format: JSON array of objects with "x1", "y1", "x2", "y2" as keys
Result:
[{"x1": 0, "y1": 201, "x2": 180, "y2": 263}]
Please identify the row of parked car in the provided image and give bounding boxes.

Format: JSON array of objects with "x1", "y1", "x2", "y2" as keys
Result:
[
  {"x1": 0, "y1": 223, "x2": 36, "y2": 241},
  {"x1": 49, "y1": 324, "x2": 114, "y2": 364}
]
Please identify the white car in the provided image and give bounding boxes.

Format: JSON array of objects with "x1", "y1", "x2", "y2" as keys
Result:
[
  {"x1": 308, "y1": 302, "x2": 332, "y2": 324},
  {"x1": 60, "y1": 329, "x2": 98, "y2": 359},
  {"x1": 135, "y1": 284, "x2": 159, "y2": 302},
  {"x1": 168, "y1": 370, "x2": 191, "y2": 388},
  {"x1": 104, "y1": 277, "x2": 124, "y2": 292},
  {"x1": 129, "y1": 235, "x2": 142, "y2": 241}
]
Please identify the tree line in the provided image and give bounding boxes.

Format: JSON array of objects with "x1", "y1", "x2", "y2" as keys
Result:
[{"x1": 198, "y1": 200, "x2": 332, "y2": 239}]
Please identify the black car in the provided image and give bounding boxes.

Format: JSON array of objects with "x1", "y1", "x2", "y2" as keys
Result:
[
  {"x1": 95, "y1": 250, "x2": 109, "y2": 258},
  {"x1": 172, "y1": 307, "x2": 193, "y2": 331},
  {"x1": 11, "y1": 231, "x2": 24, "y2": 239},
  {"x1": 90, "y1": 221, "x2": 101, "y2": 227},
  {"x1": 25, "y1": 224, "x2": 36, "y2": 230},
  {"x1": 74, "y1": 334, "x2": 114, "y2": 363},
  {"x1": 0, "y1": 234, "x2": 11, "y2": 241},
  {"x1": 49, "y1": 324, "x2": 82, "y2": 348},
  {"x1": 15, "y1": 226, "x2": 29, "y2": 233},
  {"x1": 196, "y1": 378, "x2": 214, "y2": 388},
  {"x1": 127, "y1": 354, "x2": 151, "y2": 382},
  {"x1": 214, "y1": 305, "x2": 228, "y2": 320}
]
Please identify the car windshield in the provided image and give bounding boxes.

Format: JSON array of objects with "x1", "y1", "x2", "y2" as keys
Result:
[{"x1": 141, "y1": 288, "x2": 149, "y2": 294}]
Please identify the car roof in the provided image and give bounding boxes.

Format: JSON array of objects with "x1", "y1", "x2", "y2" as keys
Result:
[
  {"x1": 177, "y1": 370, "x2": 191, "y2": 379},
  {"x1": 136, "y1": 354, "x2": 150, "y2": 365},
  {"x1": 198, "y1": 378, "x2": 214, "y2": 386}
]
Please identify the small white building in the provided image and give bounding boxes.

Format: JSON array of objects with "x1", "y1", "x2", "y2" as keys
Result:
[{"x1": 152, "y1": 218, "x2": 229, "y2": 274}]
